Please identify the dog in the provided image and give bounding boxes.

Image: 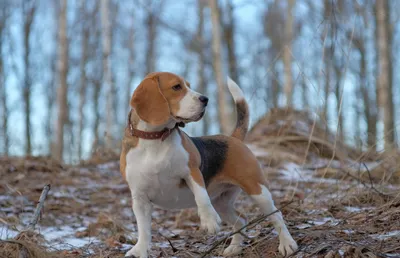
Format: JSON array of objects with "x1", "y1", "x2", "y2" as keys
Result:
[{"x1": 120, "y1": 72, "x2": 298, "y2": 257}]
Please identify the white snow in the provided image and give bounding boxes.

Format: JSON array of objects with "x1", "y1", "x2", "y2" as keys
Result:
[{"x1": 371, "y1": 230, "x2": 400, "y2": 240}]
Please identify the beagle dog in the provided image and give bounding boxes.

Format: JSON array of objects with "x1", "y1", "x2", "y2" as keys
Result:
[{"x1": 120, "y1": 72, "x2": 298, "y2": 257}]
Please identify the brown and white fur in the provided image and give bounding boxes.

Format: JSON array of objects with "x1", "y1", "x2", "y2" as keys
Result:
[{"x1": 120, "y1": 72, "x2": 298, "y2": 257}]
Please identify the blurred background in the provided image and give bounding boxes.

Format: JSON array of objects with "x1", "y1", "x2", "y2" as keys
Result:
[{"x1": 0, "y1": 0, "x2": 399, "y2": 163}]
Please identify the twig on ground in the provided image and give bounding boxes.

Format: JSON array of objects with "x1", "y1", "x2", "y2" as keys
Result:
[
  {"x1": 158, "y1": 231, "x2": 178, "y2": 253},
  {"x1": 345, "y1": 165, "x2": 389, "y2": 199},
  {"x1": 363, "y1": 163, "x2": 375, "y2": 189},
  {"x1": 201, "y1": 200, "x2": 294, "y2": 258}
]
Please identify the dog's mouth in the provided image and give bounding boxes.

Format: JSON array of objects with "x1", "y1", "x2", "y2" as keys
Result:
[
  {"x1": 175, "y1": 110, "x2": 205, "y2": 123},
  {"x1": 194, "y1": 111, "x2": 205, "y2": 121}
]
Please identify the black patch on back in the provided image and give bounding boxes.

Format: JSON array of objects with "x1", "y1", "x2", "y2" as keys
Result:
[{"x1": 190, "y1": 137, "x2": 228, "y2": 186}]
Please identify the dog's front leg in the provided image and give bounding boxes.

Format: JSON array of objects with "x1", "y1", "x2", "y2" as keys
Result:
[
  {"x1": 126, "y1": 195, "x2": 153, "y2": 258},
  {"x1": 185, "y1": 168, "x2": 221, "y2": 234}
]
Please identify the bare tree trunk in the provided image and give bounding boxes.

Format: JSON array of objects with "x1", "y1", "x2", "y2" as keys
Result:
[
  {"x1": 196, "y1": 0, "x2": 207, "y2": 135},
  {"x1": 322, "y1": 0, "x2": 333, "y2": 122},
  {"x1": 334, "y1": 64, "x2": 344, "y2": 142},
  {"x1": 271, "y1": 64, "x2": 279, "y2": 108},
  {"x1": 93, "y1": 79, "x2": 101, "y2": 151},
  {"x1": 323, "y1": 46, "x2": 331, "y2": 122},
  {"x1": 353, "y1": 76, "x2": 362, "y2": 149},
  {"x1": 46, "y1": 1, "x2": 58, "y2": 155},
  {"x1": 375, "y1": 0, "x2": 395, "y2": 149},
  {"x1": 100, "y1": 0, "x2": 113, "y2": 148},
  {"x1": 55, "y1": 0, "x2": 69, "y2": 161},
  {"x1": 91, "y1": 1, "x2": 101, "y2": 153},
  {"x1": 386, "y1": 3, "x2": 395, "y2": 146},
  {"x1": 0, "y1": 64, "x2": 7, "y2": 156},
  {"x1": 223, "y1": 0, "x2": 238, "y2": 83},
  {"x1": 283, "y1": 0, "x2": 294, "y2": 106},
  {"x1": 0, "y1": 8, "x2": 8, "y2": 156},
  {"x1": 47, "y1": 55, "x2": 57, "y2": 155},
  {"x1": 362, "y1": 89, "x2": 377, "y2": 148},
  {"x1": 359, "y1": 48, "x2": 369, "y2": 147},
  {"x1": 22, "y1": 1, "x2": 35, "y2": 156},
  {"x1": 301, "y1": 73, "x2": 308, "y2": 109},
  {"x1": 126, "y1": 9, "x2": 135, "y2": 112},
  {"x1": 145, "y1": 7, "x2": 156, "y2": 74},
  {"x1": 110, "y1": 2, "x2": 119, "y2": 129},
  {"x1": 209, "y1": 0, "x2": 229, "y2": 134},
  {"x1": 0, "y1": 33, "x2": 7, "y2": 156},
  {"x1": 354, "y1": 34, "x2": 377, "y2": 148},
  {"x1": 78, "y1": 1, "x2": 89, "y2": 160},
  {"x1": 221, "y1": 0, "x2": 237, "y2": 131}
]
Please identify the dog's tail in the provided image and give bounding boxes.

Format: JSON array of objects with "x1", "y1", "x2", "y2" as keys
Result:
[{"x1": 227, "y1": 77, "x2": 249, "y2": 141}]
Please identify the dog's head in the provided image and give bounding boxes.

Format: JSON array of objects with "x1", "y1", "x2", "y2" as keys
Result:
[{"x1": 130, "y1": 72, "x2": 208, "y2": 126}]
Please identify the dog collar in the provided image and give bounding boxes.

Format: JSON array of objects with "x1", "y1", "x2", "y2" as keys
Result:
[{"x1": 127, "y1": 110, "x2": 185, "y2": 141}]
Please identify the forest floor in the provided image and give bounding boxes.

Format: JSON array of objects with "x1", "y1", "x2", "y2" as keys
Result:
[{"x1": 1, "y1": 108, "x2": 400, "y2": 258}]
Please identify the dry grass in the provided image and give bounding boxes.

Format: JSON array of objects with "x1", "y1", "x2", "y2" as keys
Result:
[
  {"x1": 0, "y1": 231, "x2": 53, "y2": 258},
  {"x1": 248, "y1": 107, "x2": 400, "y2": 183},
  {"x1": 1, "y1": 108, "x2": 399, "y2": 257}
]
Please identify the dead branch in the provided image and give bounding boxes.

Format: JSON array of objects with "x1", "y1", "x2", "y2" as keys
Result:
[
  {"x1": 17, "y1": 184, "x2": 51, "y2": 258},
  {"x1": 27, "y1": 184, "x2": 51, "y2": 231},
  {"x1": 201, "y1": 200, "x2": 295, "y2": 258},
  {"x1": 343, "y1": 165, "x2": 391, "y2": 200},
  {"x1": 158, "y1": 231, "x2": 178, "y2": 253}
]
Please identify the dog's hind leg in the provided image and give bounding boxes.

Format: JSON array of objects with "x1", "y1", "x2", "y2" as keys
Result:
[
  {"x1": 248, "y1": 184, "x2": 298, "y2": 256},
  {"x1": 212, "y1": 187, "x2": 246, "y2": 256}
]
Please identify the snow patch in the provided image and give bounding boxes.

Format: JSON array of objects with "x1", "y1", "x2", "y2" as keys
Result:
[
  {"x1": 344, "y1": 206, "x2": 373, "y2": 213},
  {"x1": 41, "y1": 225, "x2": 100, "y2": 249},
  {"x1": 0, "y1": 226, "x2": 19, "y2": 240},
  {"x1": 307, "y1": 217, "x2": 340, "y2": 226},
  {"x1": 371, "y1": 230, "x2": 400, "y2": 240}
]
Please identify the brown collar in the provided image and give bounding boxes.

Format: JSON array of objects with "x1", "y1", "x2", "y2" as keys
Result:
[{"x1": 127, "y1": 110, "x2": 185, "y2": 141}]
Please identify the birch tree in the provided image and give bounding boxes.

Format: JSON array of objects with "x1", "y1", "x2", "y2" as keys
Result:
[
  {"x1": 196, "y1": 0, "x2": 207, "y2": 135},
  {"x1": 101, "y1": 0, "x2": 114, "y2": 148},
  {"x1": 209, "y1": 0, "x2": 229, "y2": 134},
  {"x1": 283, "y1": 0, "x2": 294, "y2": 106},
  {"x1": 263, "y1": 0, "x2": 284, "y2": 108}
]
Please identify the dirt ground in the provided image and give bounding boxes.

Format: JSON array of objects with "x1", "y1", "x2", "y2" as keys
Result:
[{"x1": 1, "y1": 109, "x2": 400, "y2": 258}]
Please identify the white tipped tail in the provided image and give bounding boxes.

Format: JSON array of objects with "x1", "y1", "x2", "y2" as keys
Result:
[{"x1": 227, "y1": 76, "x2": 245, "y2": 101}]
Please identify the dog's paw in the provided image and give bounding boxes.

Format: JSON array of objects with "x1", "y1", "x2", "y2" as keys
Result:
[
  {"x1": 223, "y1": 244, "x2": 243, "y2": 256},
  {"x1": 125, "y1": 245, "x2": 148, "y2": 258},
  {"x1": 199, "y1": 208, "x2": 221, "y2": 234},
  {"x1": 278, "y1": 235, "x2": 298, "y2": 257}
]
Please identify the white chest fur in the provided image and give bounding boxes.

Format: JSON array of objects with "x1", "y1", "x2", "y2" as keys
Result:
[{"x1": 125, "y1": 131, "x2": 197, "y2": 209}]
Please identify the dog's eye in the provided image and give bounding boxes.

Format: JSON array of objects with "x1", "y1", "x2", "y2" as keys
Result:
[{"x1": 172, "y1": 84, "x2": 182, "y2": 91}]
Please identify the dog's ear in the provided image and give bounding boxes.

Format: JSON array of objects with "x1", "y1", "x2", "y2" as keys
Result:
[{"x1": 130, "y1": 76, "x2": 170, "y2": 126}]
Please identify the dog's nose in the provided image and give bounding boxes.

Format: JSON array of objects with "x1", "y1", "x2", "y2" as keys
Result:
[{"x1": 199, "y1": 96, "x2": 209, "y2": 106}]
